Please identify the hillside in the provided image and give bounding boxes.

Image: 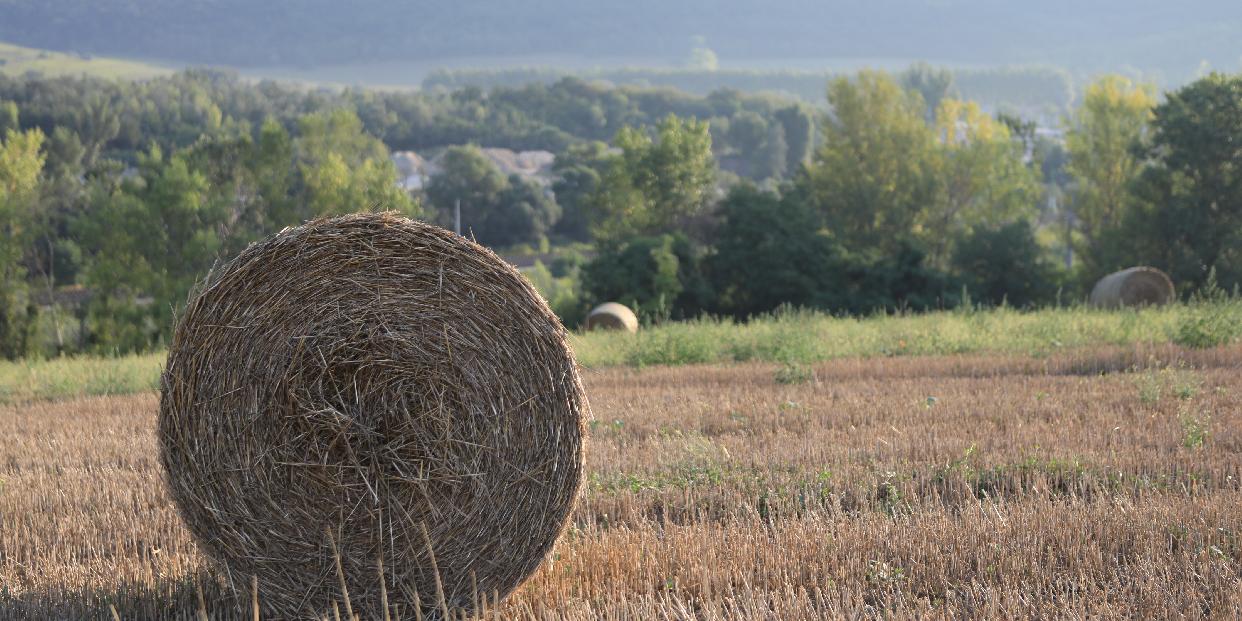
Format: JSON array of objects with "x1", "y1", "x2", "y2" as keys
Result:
[
  {"x1": 0, "y1": 41, "x2": 169, "y2": 80},
  {"x1": 0, "y1": 1, "x2": 1238, "y2": 81}
]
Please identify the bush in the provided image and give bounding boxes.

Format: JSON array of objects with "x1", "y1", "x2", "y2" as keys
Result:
[
  {"x1": 951, "y1": 221, "x2": 1061, "y2": 307},
  {"x1": 582, "y1": 233, "x2": 711, "y2": 321},
  {"x1": 707, "y1": 185, "x2": 843, "y2": 318},
  {"x1": 1172, "y1": 271, "x2": 1242, "y2": 349}
]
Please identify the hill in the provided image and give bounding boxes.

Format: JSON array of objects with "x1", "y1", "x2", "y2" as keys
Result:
[
  {"x1": 0, "y1": 1, "x2": 1238, "y2": 81},
  {"x1": 0, "y1": 41, "x2": 169, "y2": 80}
]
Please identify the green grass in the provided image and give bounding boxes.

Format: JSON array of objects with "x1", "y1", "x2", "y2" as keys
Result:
[
  {"x1": 0, "y1": 42, "x2": 170, "y2": 80},
  {"x1": 2, "y1": 301, "x2": 1239, "y2": 404},
  {"x1": 569, "y1": 302, "x2": 1231, "y2": 368},
  {"x1": 0, "y1": 352, "x2": 163, "y2": 404}
]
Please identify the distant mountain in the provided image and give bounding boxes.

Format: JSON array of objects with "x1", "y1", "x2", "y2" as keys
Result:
[{"x1": 0, "y1": 1, "x2": 1238, "y2": 80}]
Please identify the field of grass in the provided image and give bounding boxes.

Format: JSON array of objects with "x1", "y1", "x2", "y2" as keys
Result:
[
  {"x1": 0, "y1": 41, "x2": 170, "y2": 79},
  {"x1": 4, "y1": 301, "x2": 1240, "y2": 404},
  {"x1": 2, "y1": 344, "x2": 1240, "y2": 618}
]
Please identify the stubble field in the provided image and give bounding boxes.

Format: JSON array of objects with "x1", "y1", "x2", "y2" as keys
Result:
[{"x1": 3, "y1": 343, "x2": 1241, "y2": 619}]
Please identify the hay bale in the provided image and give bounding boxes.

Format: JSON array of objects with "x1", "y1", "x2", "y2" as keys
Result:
[
  {"x1": 585, "y1": 302, "x2": 639, "y2": 333},
  {"x1": 159, "y1": 213, "x2": 587, "y2": 618},
  {"x1": 1089, "y1": 266, "x2": 1176, "y2": 308}
]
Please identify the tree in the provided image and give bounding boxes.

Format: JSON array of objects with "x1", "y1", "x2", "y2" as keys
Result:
[
  {"x1": 76, "y1": 146, "x2": 225, "y2": 352},
  {"x1": 294, "y1": 109, "x2": 416, "y2": 220},
  {"x1": 773, "y1": 104, "x2": 814, "y2": 171},
  {"x1": 551, "y1": 141, "x2": 609, "y2": 242},
  {"x1": 0, "y1": 126, "x2": 45, "y2": 358},
  {"x1": 901, "y1": 62, "x2": 954, "y2": 121},
  {"x1": 758, "y1": 121, "x2": 788, "y2": 180},
  {"x1": 1063, "y1": 75, "x2": 1155, "y2": 279},
  {"x1": 424, "y1": 145, "x2": 557, "y2": 248},
  {"x1": 491, "y1": 174, "x2": 560, "y2": 248},
  {"x1": 1131, "y1": 73, "x2": 1242, "y2": 291},
  {"x1": 426, "y1": 145, "x2": 507, "y2": 232},
  {"x1": 582, "y1": 233, "x2": 709, "y2": 320},
  {"x1": 589, "y1": 115, "x2": 716, "y2": 243},
  {"x1": 802, "y1": 71, "x2": 938, "y2": 253},
  {"x1": 728, "y1": 111, "x2": 768, "y2": 156},
  {"x1": 951, "y1": 221, "x2": 1060, "y2": 307},
  {"x1": 926, "y1": 99, "x2": 1040, "y2": 264},
  {"x1": 707, "y1": 184, "x2": 841, "y2": 317}
]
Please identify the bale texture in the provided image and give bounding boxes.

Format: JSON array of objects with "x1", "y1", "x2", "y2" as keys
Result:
[
  {"x1": 1089, "y1": 266, "x2": 1176, "y2": 308},
  {"x1": 159, "y1": 213, "x2": 588, "y2": 618},
  {"x1": 584, "y1": 302, "x2": 639, "y2": 333}
]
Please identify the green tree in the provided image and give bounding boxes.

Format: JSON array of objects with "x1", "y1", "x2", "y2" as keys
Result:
[
  {"x1": 707, "y1": 184, "x2": 841, "y2": 317},
  {"x1": 951, "y1": 221, "x2": 1060, "y2": 307},
  {"x1": 425, "y1": 145, "x2": 557, "y2": 247},
  {"x1": 551, "y1": 141, "x2": 610, "y2": 242},
  {"x1": 802, "y1": 71, "x2": 938, "y2": 253},
  {"x1": 0, "y1": 101, "x2": 18, "y2": 135},
  {"x1": 773, "y1": 104, "x2": 814, "y2": 170},
  {"x1": 426, "y1": 144, "x2": 507, "y2": 235},
  {"x1": 1063, "y1": 75, "x2": 1156, "y2": 278},
  {"x1": 926, "y1": 99, "x2": 1040, "y2": 264},
  {"x1": 901, "y1": 62, "x2": 955, "y2": 121},
  {"x1": 1131, "y1": 73, "x2": 1242, "y2": 290},
  {"x1": 76, "y1": 146, "x2": 225, "y2": 352},
  {"x1": 0, "y1": 126, "x2": 45, "y2": 358},
  {"x1": 582, "y1": 233, "x2": 708, "y2": 319},
  {"x1": 589, "y1": 115, "x2": 716, "y2": 243},
  {"x1": 295, "y1": 109, "x2": 416, "y2": 219}
]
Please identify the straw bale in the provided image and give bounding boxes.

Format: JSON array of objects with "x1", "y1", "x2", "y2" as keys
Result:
[{"x1": 159, "y1": 212, "x2": 587, "y2": 618}]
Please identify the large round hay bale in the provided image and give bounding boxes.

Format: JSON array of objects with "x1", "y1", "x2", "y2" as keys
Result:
[
  {"x1": 585, "y1": 302, "x2": 638, "y2": 333},
  {"x1": 159, "y1": 213, "x2": 587, "y2": 618},
  {"x1": 1089, "y1": 266, "x2": 1175, "y2": 308}
]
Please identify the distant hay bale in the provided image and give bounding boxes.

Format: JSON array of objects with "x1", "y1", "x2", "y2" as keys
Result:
[
  {"x1": 1089, "y1": 266, "x2": 1176, "y2": 308},
  {"x1": 585, "y1": 302, "x2": 639, "y2": 333},
  {"x1": 159, "y1": 213, "x2": 587, "y2": 618}
]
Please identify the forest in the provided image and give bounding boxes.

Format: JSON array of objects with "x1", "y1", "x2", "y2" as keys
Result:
[{"x1": 0, "y1": 67, "x2": 1240, "y2": 358}]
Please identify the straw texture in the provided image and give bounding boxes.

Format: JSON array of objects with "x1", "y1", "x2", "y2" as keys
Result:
[
  {"x1": 159, "y1": 213, "x2": 587, "y2": 618},
  {"x1": 1089, "y1": 266, "x2": 1175, "y2": 308},
  {"x1": 584, "y1": 302, "x2": 639, "y2": 333}
]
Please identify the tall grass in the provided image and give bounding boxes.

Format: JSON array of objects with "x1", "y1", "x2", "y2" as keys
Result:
[
  {"x1": 571, "y1": 301, "x2": 1235, "y2": 368},
  {"x1": 2, "y1": 301, "x2": 1239, "y2": 402},
  {"x1": 0, "y1": 352, "x2": 163, "y2": 404}
]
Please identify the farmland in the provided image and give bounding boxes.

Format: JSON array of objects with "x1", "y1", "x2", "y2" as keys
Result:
[{"x1": 3, "y1": 337, "x2": 1240, "y2": 618}]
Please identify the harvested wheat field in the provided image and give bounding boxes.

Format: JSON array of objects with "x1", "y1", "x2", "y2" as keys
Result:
[{"x1": 3, "y1": 344, "x2": 1242, "y2": 619}]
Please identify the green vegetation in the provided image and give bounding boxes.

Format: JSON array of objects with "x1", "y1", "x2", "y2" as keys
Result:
[
  {"x1": 569, "y1": 303, "x2": 1229, "y2": 368},
  {"x1": 0, "y1": 42, "x2": 168, "y2": 80},
  {"x1": 0, "y1": 351, "x2": 161, "y2": 403},
  {"x1": 7, "y1": 302, "x2": 1238, "y2": 403},
  {"x1": 428, "y1": 65, "x2": 1077, "y2": 118},
  {"x1": 3, "y1": 60, "x2": 1242, "y2": 366}
]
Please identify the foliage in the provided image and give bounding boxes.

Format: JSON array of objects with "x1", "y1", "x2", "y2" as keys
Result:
[
  {"x1": 1131, "y1": 73, "x2": 1242, "y2": 293},
  {"x1": 523, "y1": 260, "x2": 587, "y2": 328},
  {"x1": 901, "y1": 62, "x2": 954, "y2": 121},
  {"x1": 803, "y1": 71, "x2": 939, "y2": 254},
  {"x1": 707, "y1": 184, "x2": 842, "y2": 318},
  {"x1": 425, "y1": 144, "x2": 558, "y2": 247},
  {"x1": 0, "y1": 125, "x2": 45, "y2": 359},
  {"x1": 582, "y1": 233, "x2": 710, "y2": 321},
  {"x1": 951, "y1": 221, "x2": 1061, "y2": 308},
  {"x1": 927, "y1": 99, "x2": 1040, "y2": 264},
  {"x1": 550, "y1": 141, "x2": 610, "y2": 242},
  {"x1": 1172, "y1": 271, "x2": 1242, "y2": 349},
  {"x1": 1063, "y1": 75, "x2": 1156, "y2": 280},
  {"x1": 589, "y1": 116, "x2": 716, "y2": 243}
]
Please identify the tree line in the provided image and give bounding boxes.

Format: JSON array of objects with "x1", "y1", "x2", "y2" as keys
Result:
[{"x1": 1, "y1": 69, "x2": 1240, "y2": 358}]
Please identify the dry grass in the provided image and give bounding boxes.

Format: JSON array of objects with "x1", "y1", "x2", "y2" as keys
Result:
[{"x1": 3, "y1": 344, "x2": 1241, "y2": 619}]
